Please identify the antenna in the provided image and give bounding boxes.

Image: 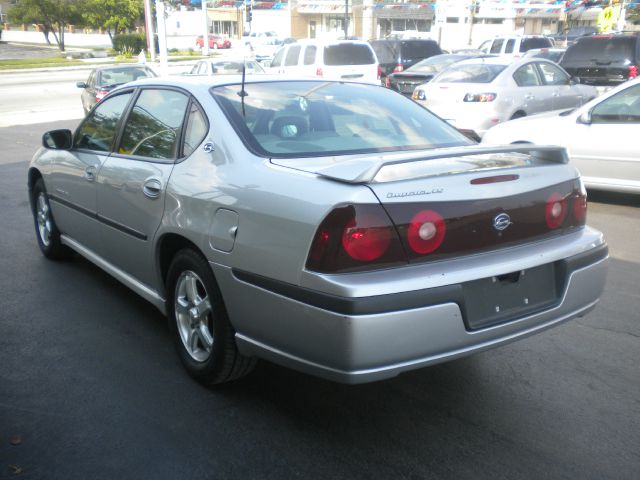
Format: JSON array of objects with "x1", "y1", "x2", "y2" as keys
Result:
[{"x1": 237, "y1": 54, "x2": 248, "y2": 118}]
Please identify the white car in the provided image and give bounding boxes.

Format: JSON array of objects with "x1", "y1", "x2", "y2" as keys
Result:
[
  {"x1": 268, "y1": 40, "x2": 380, "y2": 84},
  {"x1": 482, "y1": 77, "x2": 640, "y2": 194},
  {"x1": 413, "y1": 57, "x2": 597, "y2": 141}
]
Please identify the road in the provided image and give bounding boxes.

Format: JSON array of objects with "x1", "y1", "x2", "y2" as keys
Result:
[{"x1": 0, "y1": 68, "x2": 639, "y2": 480}]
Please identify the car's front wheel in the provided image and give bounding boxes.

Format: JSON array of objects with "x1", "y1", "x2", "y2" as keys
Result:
[
  {"x1": 32, "y1": 178, "x2": 71, "y2": 260},
  {"x1": 167, "y1": 249, "x2": 255, "y2": 385}
]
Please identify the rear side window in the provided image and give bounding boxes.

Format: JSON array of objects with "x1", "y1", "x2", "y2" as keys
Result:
[
  {"x1": 304, "y1": 46, "x2": 317, "y2": 65},
  {"x1": 399, "y1": 41, "x2": 441, "y2": 59},
  {"x1": 119, "y1": 89, "x2": 189, "y2": 160},
  {"x1": 505, "y1": 39, "x2": 515, "y2": 54},
  {"x1": 183, "y1": 103, "x2": 208, "y2": 157},
  {"x1": 285, "y1": 45, "x2": 301, "y2": 67},
  {"x1": 520, "y1": 37, "x2": 553, "y2": 52},
  {"x1": 562, "y1": 36, "x2": 637, "y2": 63},
  {"x1": 75, "y1": 92, "x2": 132, "y2": 151},
  {"x1": 324, "y1": 44, "x2": 375, "y2": 65}
]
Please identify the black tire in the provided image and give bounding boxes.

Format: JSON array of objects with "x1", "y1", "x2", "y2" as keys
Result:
[
  {"x1": 510, "y1": 111, "x2": 526, "y2": 120},
  {"x1": 166, "y1": 249, "x2": 256, "y2": 385},
  {"x1": 31, "y1": 178, "x2": 72, "y2": 260}
]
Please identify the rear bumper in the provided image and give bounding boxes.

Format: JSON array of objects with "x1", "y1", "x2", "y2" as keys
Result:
[{"x1": 213, "y1": 230, "x2": 608, "y2": 384}]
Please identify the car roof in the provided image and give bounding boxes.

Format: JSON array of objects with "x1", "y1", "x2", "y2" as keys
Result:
[{"x1": 452, "y1": 56, "x2": 546, "y2": 67}]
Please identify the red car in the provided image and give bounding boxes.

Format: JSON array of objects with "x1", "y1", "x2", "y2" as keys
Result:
[{"x1": 196, "y1": 34, "x2": 231, "y2": 49}]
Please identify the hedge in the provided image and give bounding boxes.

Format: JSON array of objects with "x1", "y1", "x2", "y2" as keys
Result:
[{"x1": 113, "y1": 33, "x2": 146, "y2": 53}]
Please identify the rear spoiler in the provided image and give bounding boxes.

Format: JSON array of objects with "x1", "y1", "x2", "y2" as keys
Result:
[{"x1": 288, "y1": 145, "x2": 569, "y2": 184}]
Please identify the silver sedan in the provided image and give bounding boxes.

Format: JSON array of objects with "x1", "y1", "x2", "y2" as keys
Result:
[
  {"x1": 413, "y1": 57, "x2": 597, "y2": 141},
  {"x1": 28, "y1": 77, "x2": 607, "y2": 385},
  {"x1": 482, "y1": 77, "x2": 640, "y2": 194}
]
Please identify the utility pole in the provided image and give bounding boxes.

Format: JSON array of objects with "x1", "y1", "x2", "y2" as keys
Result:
[
  {"x1": 143, "y1": 0, "x2": 156, "y2": 63},
  {"x1": 202, "y1": 0, "x2": 209, "y2": 56},
  {"x1": 344, "y1": 0, "x2": 349, "y2": 38},
  {"x1": 467, "y1": 0, "x2": 477, "y2": 47},
  {"x1": 155, "y1": 0, "x2": 169, "y2": 76}
]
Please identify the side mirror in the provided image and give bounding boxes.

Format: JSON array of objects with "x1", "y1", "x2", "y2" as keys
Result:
[
  {"x1": 577, "y1": 110, "x2": 592, "y2": 125},
  {"x1": 570, "y1": 76, "x2": 581, "y2": 85},
  {"x1": 76, "y1": 81, "x2": 87, "y2": 88},
  {"x1": 43, "y1": 129, "x2": 73, "y2": 150}
]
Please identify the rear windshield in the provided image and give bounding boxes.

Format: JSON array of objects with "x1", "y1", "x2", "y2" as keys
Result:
[
  {"x1": 434, "y1": 64, "x2": 506, "y2": 83},
  {"x1": 410, "y1": 54, "x2": 472, "y2": 73},
  {"x1": 400, "y1": 40, "x2": 441, "y2": 59},
  {"x1": 562, "y1": 36, "x2": 638, "y2": 63},
  {"x1": 211, "y1": 81, "x2": 469, "y2": 158},
  {"x1": 98, "y1": 67, "x2": 154, "y2": 86},
  {"x1": 520, "y1": 37, "x2": 553, "y2": 52},
  {"x1": 323, "y1": 44, "x2": 375, "y2": 65}
]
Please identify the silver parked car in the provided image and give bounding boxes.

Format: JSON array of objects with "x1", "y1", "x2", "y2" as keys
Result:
[
  {"x1": 29, "y1": 77, "x2": 608, "y2": 385},
  {"x1": 413, "y1": 57, "x2": 597, "y2": 141},
  {"x1": 186, "y1": 58, "x2": 265, "y2": 76},
  {"x1": 482, "y1": 77, "x2": 640, "y2": 194}
]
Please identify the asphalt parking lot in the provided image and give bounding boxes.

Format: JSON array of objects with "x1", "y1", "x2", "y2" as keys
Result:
[{"x1": 0, "y1": 118, "x2": 639, "y2": 479}]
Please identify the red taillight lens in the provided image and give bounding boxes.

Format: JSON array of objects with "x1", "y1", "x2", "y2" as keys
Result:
[
  {"x1": 95, "y1": 89, "x2": 109, "y2": 102},
  {"x1": 545, "y1": 192, "x2": 568, "y2": 229},
  {"x1": 407, "y1": 210, "x2": 446, "y2": 254},
  {"x1": 572, "y1": 183, "x2": 588, "y2": 223},
  {"x1": 377, "y1": 64, "x2": 381, "y2": 79},
  {"x1": 629, "y1": 65, "x2": 638, "y2": 79},
  {"x1": 316, "y1": 67, "x2": 323, "y2": 77},
  {"x1": 306, "y1": 205, "x2": 407, "y2": 273},
  {"x1": 393, "y1": 64, "x2": 404, "y2": 73},
  {"x1": 341, "y1": 215, "x2": 391, "y2": 261}
]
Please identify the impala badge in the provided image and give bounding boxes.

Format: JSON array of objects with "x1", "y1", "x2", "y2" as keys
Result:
[{"x1": 493, "y1": 213, "x2": 512, "y2": 231}]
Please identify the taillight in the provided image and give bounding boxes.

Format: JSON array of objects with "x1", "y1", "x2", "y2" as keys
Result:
[
  {"x1": 407, "y1": 210, "x2": 446, "y2": 254},
  {"x1": 316, "y1": 67, "x2": 323, "y2": 77},
  {"x1": 545, "y1": 192, "x2": 568, "y2": 229},
  {"x1": 463, "y1": 92, "x2": 497, "y2": 102},
  {"x1": 95, "y1": 89, "x2": 109, "y2": 102},
  {"x1": 377, "y1": 64, "x2": 381, "y2": 79},
  {"x1": 629, "y1": 65, "x2": 638, "y2": 79},
  {"x1": 572, "y1": 182, "x2": 588, "y2": 223},
  {"x1": 393, "y1": 64, "x2": 403, "y2": 73},
  {"x1": 306, "y1": 205, "x2": 406, "y2": 273},
  {"x1": 385, "y1": 77, "x2": 391, "y2": 88}
]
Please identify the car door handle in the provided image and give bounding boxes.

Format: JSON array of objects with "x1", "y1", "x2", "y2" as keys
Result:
[
  {"x1": 84, "y1": 166, "x2": 96, "y2": 182},
  {"x1": 524, "y1": 94, "x2": 534, "y2": 100},
  {"x1": 552, "y1": 92, "x2": 560, "y2": 97},
  {"x1": 143, "y1": 178, "x2": 163, "y2": 199}
]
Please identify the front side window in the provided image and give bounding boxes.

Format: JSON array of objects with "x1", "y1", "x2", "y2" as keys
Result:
[
  {"x1": 211, "y1": 81, "x2": 470, "y2": 158},
  {"x1": 513, "y1": 64, "x2": 541, "y2": 87},
  {"x1": 74, "y1": 92, "x2": 132, "y2": 151},
  {"x1": 118, "y1": 89, "x2": 189, "y2": 160},
  {"x1": 490, "y1": 39, "x2": 504, "y2": 54},
  {"x1": 285, "y1": 46, "x2": 301, "y2": 67},
  {"x1": 591, "y1": 84, "x2": 640, "y2": 123},
  {"x1": 537, "y1": 62, "x2": 569, "y2": 86},
  {"x1": 271, "y1": 47, "x2": 286, "y2": 68}
]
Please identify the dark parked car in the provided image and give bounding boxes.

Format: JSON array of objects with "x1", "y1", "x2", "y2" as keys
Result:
[
  {"x1": 551, "y1": 26, "x2": 597, "y2": 47},
  {"x1": 560, "y1": 34, "x2": 640, "y2": 87},
  {"x1": 370, "y1": 39, "x2": 443, "y2": 81},
  {"x1": 385, "y1": 53, "x2": 490, "y2": 95},
  {"x1": 77, "y1": 65, "x2": 156, "y2": 115}
]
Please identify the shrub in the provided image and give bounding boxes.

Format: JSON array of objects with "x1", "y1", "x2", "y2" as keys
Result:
[{"x1": 113, "y1": 33, "x2": 146, "y2": 54}]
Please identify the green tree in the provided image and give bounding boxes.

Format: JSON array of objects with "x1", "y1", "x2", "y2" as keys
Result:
[
  {"x1": 9, "y1": 0, "x2": 81, "y2": 51},
  {"x1": 83, "y1": 0, "x2": 144, "y2": 46}
]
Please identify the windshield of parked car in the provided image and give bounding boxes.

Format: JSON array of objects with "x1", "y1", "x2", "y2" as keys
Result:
[
  {"x1": 434, "y1": 63, "x2": 505, "y2": 83},
  {"x1": 211, "y1": 81, "x2": 470, "y2": 158}
]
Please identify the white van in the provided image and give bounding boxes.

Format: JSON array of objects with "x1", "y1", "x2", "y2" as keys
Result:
[
  {"x1": 268, "y1": 40, "x2": 380, "y2": 84},
  {"x1": 477, "y1": 35, "x2": 553, "y2": 58}
]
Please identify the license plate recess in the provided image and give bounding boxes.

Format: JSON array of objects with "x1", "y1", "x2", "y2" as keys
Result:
[{"x1": 461, "y1": 263, "x2": 559, "y2": 330}]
